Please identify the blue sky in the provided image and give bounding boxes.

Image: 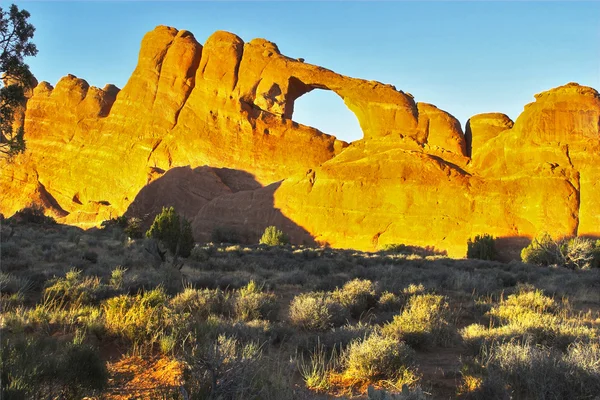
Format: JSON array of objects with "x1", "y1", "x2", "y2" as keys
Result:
[{"x1": 16, "y1": 1, "x2": 600, "y2": 143}]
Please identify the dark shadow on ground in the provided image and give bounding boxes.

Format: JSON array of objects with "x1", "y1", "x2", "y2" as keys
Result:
[{"x1": 123, "y1": 166, "x2": 316, "y2": 246}]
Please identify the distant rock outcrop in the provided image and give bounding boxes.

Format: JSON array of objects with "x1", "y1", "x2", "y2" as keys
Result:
[{"x1": 1, "y1": 26, "x2": 598, "y2": 258}]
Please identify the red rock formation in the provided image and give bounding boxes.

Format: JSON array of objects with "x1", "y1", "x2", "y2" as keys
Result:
[{"x1": 1, "y1": 26, "x2": 598, "y2": 258}]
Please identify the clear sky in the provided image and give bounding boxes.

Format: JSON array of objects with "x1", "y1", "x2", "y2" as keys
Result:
[{"x1": 15, "y1": 1, "x2": 600, "y2": 143}]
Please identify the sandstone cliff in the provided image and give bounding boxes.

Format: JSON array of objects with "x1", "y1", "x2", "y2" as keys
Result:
[{"x1": 1, "y1": 26, "x2": 598, "y2": 258}]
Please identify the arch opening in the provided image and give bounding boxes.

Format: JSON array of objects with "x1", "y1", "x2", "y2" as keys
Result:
[{"x1": 289, "y1": 83, "x2": 364, "y2": 143}]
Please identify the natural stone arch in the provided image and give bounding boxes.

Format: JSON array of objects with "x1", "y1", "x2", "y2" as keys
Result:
[{"x1": 284, "y1": 77, "x2": 364, "y2": 142}]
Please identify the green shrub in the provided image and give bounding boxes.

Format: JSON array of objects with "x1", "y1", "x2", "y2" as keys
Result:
[
  {"x1": 521, "y1": 233, "x2": 564, "y2": 266},
  {"x1": 289, "y1": 292, "x2": 349, "y2": 331},
  {"x1": 383, "y1": 294, "x2": 454, "y2": 349},
  {"x1": 467, "y1": 234, "x2": 497, "y2": 260},
  {"x1": 103, "y1": 287, "x2": 169, "y2": 342},
  {"x1": 259, "y1": 226, "x2": 289, "y2": 246},
  {"x1": 332, "y1": 279, "x2": 377, "y2": 318},
  {"x1": 146, "y1": 206, "x2": 194, "y2": 258},
  {"x1": 342, "y1": 333, "x2": 417, "y2": 386}
]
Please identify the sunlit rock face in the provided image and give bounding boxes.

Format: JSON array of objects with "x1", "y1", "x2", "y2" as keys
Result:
[{"x1": 1, "y1": 25, "x2": 598, "y2": 258}]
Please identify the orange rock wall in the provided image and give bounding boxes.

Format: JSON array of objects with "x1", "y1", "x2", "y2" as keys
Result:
[{"x1": 1, "y1": 25, "x2": 599, "y2": 258}]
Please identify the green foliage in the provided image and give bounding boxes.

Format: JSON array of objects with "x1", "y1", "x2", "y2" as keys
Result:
[
  {"x1": 145, "y1": 206, "x2": 194, "y2": 258},
  {"x1": 103, "y1": 287, "x2": 169, "y2": 343},
  {"x1": 0, "y1": 336, "x2": 107, "y2": 399},
  {"x1": 467, "y1": 234, "x2": 497, "y2": 261},
  {"x1": 259, "y1": 225, "x2": 289, "y2": 246},
  {"x1": 0, "y1": 4, "x2": 37, "y2": 160},
  {"x1": 521, "y1": 233, "x2": 565, "y2": 266},
  {"x1": 383, "y1": 294, "x2": 454, "y2": 349}
]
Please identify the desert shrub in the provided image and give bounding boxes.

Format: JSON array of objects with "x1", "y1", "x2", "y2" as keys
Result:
[
  {"x1": 1, "y1": 242, "x2": 19, "y2": 258},
  {"x1": 169, "y1": 287, "x2": 230, "y2": 320},
  {"x1": 109, "y1": 266, "x2": 127, "y2": 290},
  {"x1": 466, "y1": 234, "x2": 497, "y2": 261},
  {"x1": 211, "y1": 226, "x2": 242, "y2": 244},
  {"x1": 521, "y1": 233, "x2": 565, "y2": 266},
  {"x1": 383, "y1": 294, "x2": 454, "y2": 349},
  {"x1": 380, "y1": 243, "x2": 410, "y2": 253},
  {"x1": 103, "y1": 287, "x2": 169, "y2": 343},
  {"x1": 298, "y1": 340, "x2": 340, "y2": 392},
  {"x1": 185, "y1": 334, "x2": 266, "y2": 399},
  {"x1": 468, "y1": 340, "x2": 600, "y2": 400},
  {"x1": 378, "y1": 291, "x2": 403, "y2": 311},
  {"x1": 44, "y1": 268, "x2": 108, "y2": 305},
  {"x1": 124, "y1": 217, "x2": 143, "y2": 239},
  {"x1": 332, "y1": 278, "x2": 377, "y2": 318},
  {"x1": 462, "y1": 288, "x2": 596, "y2": 352},
  {"x1": 9, "y1": 204, "x2": 56, "y2": 225},
  {"x1": 259, "y1": 226, "x2": 289, "y2": 246},
  {"x1": 563, "y1": 236, "x2": 599, "y2": 269},
  {"x1": 522, "y1": 235, "x2": 600, "y2": 269},
  {"x1": 234, "y1": 281, "x2": 278, "y2": 321},
  {"x1": 289, "y1": 292, "x2": 349, "y2": 331},
  {"x1": 0, "y1": 337, "x2": 107, "y2": 399},
  {"x1": 190, "y1": 244, "x2": 211, "y2": 261},
  {"x1": 341, "y1": 333, "x2": 417, "y2": 387},
  {"x1": 146, "y1": 206, "x2": 194, "y2": 258},
  {"x1": 367, "y1": 385, "x2": 430, "y2": 399},
  {"x1": 101, "y1": 215, "x2": 128, "y2": 229},
  {"x1": 82, "y1": 250, "x2": 98, "y2": 263}
]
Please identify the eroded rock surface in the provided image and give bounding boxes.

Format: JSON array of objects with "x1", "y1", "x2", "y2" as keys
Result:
[{"x1": 1, "y1": 26, "x2": 598, "y2": 258}]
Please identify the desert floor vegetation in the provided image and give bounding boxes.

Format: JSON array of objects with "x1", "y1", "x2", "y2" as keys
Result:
[{"x1": 1, "y1": 220, "x2": 599, "y2": 399}]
